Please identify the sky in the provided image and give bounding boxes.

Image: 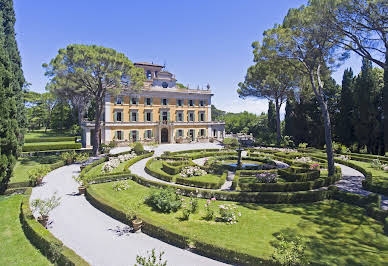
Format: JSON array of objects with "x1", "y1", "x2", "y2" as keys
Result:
[{"x1": 14, "y1": 0, "x2": 362, "y2": 115}]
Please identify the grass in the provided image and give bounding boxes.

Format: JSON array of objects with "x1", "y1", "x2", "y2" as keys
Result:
[
  {"x1": 83, "y1": 160, "x2": 129, "y2": 178},
  {"x1": 349, "y1": 160, "x2": 388, "y2": 184},
  {"x1": 149, "y1": 159, "x2": 221, "y2": 183},
  {"x1": 0, "y1": 195, "x2": 51, "y2": 265},
  {"x1": 25, "y1": 129, "x2": 73, "y2": 139},
  {"x1": 89, "y1": 180, "x2": 388, "y2": 265},
  {"x1": 10, "y1": 155, "x2": 62, "y2": 184}
]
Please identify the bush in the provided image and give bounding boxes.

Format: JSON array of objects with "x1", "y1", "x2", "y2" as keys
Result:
[
  {"x1": 24, "y1": 136, "x2": 79, "y2": 143},
  {"x1": 298, "y1": 143, "x2": 308, "y2": 149},
  {"x1": 23, "y1": 143, "x2": 82, "y2": 152},
  {"x1": 223, "y1": 137, "x2": 239, "y2": 148},
  {"x1": 28, "y1": 165, "x2": 52, "y2": 185},
  {"x1": 272, "y1": 233, "x2": 308, "y2": 266},
  {"x1": 146, "y1": 188, "x2": 182, "y2": 213},
  {"x1": 133, "y1": 142, "x2": 144, "y2": 155}
]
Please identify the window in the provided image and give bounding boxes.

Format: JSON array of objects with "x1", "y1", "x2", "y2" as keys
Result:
[
  {"x1": 177, "y1": 129, "x2": 183, "y2": 137},
  {"x1": 213, "y1": 129, "x2": 217, "y2": 137},
  {"x1": 145, "y1": 130, "x2": 152, "y2": 139},
  {"x1": 176, "y1": 111, "x2": 183, "y2": 122},
  {"x1": 200, "y1": 129, "x2": 206, "y2": 137},
  {"x1": 199, "y1": 100, "x2": 205, "y2": 106},
  {"x1": 177, "y1": 99, "x2": 183, "y2": 106},
  {"x1": 162, "y1": 98, "x2": 168, "y2": 105},
  {"x1": 162, "y1": 111, "x2": 168, "y2": 121},
  {"x1": 131, "y1": 97, "x2": 138, "y2": 105},
  {"x1": 199, "y1": 112, "x2": 205, "y2": 122},
  {"x1": 145, "y1": 97, "x2": 152, "y2": 106},
  {"x1": 155, "y1": 71, "x2": 158, "y2": 78},
  {"x1": 145, "y1": 112, "x2": 152, "y2": 122},
  {"x1": 131, "y1": 111, "x2": 137, "y2": 122},
  {"x1": 162, "y1": 82, "x2": 168, "y2": 88},
  {"x1": 116, "y1": 131, "x2": 123, "y2": 140},
  {"x1": 188, "y1": 112, "x2": 194, "y2": 122},
  {"x1": 189, "y1": 99, "x2": 194, "y2": 106},
  {"x1": 116, "y1": 96, "x2": 122, "y2": 105},
  {"x1": 146, "y1": 70, "x2": 152, "y2": 80},
  {"x1": 116, "y1": 112, "x2": 122, "y2": 122},
  {"x1": 131, "y1": 130, "x2": 138, "y2": 142}
]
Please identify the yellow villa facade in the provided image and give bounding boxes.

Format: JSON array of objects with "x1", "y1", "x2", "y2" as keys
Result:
[{"x1": 82, "y1": 62, "x2": 225, "y2": 147}]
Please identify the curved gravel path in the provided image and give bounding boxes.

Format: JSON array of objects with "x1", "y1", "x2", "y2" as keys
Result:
[
  {"x1": 335, "y1": 163, "x2": 388, "y2": 210},
  {"x1": 30, "y1": 144, "x2": 228, "y2": 266}
]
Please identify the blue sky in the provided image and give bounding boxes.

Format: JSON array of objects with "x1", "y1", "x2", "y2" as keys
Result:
[{"x1": 14, "y1": 0, "x2": 362, "y2": 115}]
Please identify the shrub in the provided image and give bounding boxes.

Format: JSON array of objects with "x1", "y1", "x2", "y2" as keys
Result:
[
  {"x1": 61, "y1": 151, "x2": 77, "y2": 165},
  {"x1": 31, "y1": 193, "x2": 61, "y2": 217},
  {"x1": 133, "y1": 142, "x2": 145, "y2": 155},
  {"x1": 23, "y1": 143, "x2": 82, "y2": 152},
  {"x1": 146, "y1": 188, "x2": 182, "y2": 213},
  {"x1": 298, "y1": 143, "x2": 308, "y2": 149},
  {"x1": 204, "y1": 198, "x2": 217, "y2": 220},
  {"x1": 256, "y1": 171, "x2": 277, "y2": 183},
  {"x1": 112, "y1": 181, "x2": 130, "y2": 191},
  {"x1": 24, "y1": 136, "x2": 79, "y2": 143},
  {"x1": 28, "y1": 165, "x2": 52, "y2": 184},
  {"x1": 218, "y1": 204, "x2": 241, "y2": 224},
  {"x1": 272, "y1": 233, "x2": 308, "y2": 266},
  {"x1": 223, "y1": 137, "x2": 239, "y2": 148},
  {"x1": 135, "y1": 249, "x2": 167, "y2": 266},
  {"x1": 69, "y1": 124, "x2": 81, "y2": 136},
  {"x1": 179, "y1": 166, "x2": 207, "y2": 177}
]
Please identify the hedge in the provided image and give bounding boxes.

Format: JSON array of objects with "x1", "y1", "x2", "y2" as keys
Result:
[
  {"x1": 23, "y1": 143, "x2": 82, "y2": 152},
  {"x1": 278, "y1": 168, "x2": 321, "y2": 182},
  {"x1": 25, "y1": 136, "x2": 80, "y2": 143},
  {"x1": 162, "y1": 161, "x2": 187, "y2": 175},
  {"x1": 20, "y1": 188, "x2": 89, "y2": 265},
  {"x1": 175, "y1": 172, "x2": 227, "y2": 189},
  {"x1": 85, "y1": 186, "x2": 287, "y2": 265},
  {"x1": 145, "y1": 158, "x2": 174, "y2": 182},
  {"x1": 79, "y1": 157, "x2": 108, "y2": 178}
]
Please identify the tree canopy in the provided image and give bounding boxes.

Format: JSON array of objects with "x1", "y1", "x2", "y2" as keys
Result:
[{"x1": 44, "y1": 44, "x2": 145, "y2": 155}]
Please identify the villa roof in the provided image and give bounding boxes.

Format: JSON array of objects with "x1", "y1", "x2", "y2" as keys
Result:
[{"x1": 134, "y1": 62, "x2": 164, "y2": 68}]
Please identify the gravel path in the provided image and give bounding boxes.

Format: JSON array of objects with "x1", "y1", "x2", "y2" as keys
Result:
[
  {"x1": 30, "y1": 144, "x2": 229, "y2": 266},
  {"x1": 335, "y1": 163, "x2": 388, "y2": 210}
]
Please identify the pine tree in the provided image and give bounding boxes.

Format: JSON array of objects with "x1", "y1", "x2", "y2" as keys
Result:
[
  {"x1": 0, "y1": 0, "x2": 25, "y2": 191},
  {"x1": 267, "y1": 100, "x2": 277, "y2": 134},
  {"x1": 337, "y1": 68, "x2": 354, "y2": 146}
]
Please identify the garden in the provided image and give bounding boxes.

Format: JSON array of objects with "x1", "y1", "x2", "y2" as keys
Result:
[{"x1": 71, "y1": 147, "x2": 388, "y2": 265}]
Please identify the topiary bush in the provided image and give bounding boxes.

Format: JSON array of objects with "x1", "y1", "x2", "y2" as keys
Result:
[
  {"x1": 146, "y1": 188, "x2": 182, "y2": 213},
  {"x1": 133, "y1": 142, "x2": 144, "y2": 155}
]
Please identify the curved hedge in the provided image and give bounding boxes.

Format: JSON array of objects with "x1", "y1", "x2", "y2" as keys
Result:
[
  {"x1": 145, "y1": 158, "x2": 174, "y2": 182},
  {"x1": 20, "y1": 188, "x2": 89, "y2": 265},
  {"x1": 23, "y1": 143, "x2": 82, "y2": 152},
  {"x1": 175, "y1": 172, "x2": 227, "y2": 189}
]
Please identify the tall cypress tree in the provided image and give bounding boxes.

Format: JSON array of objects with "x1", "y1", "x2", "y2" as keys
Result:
[
  {"x1": 267, "y1": 100, "x2": 277, "y2": 134},
  {"x1": 0, "y1": 0, "x2": 25, "y2": 191},
  {"x1": 338, "y1": 68, "x2": 354, "y2": 146},
  {"x1": 284, "y1": 91, "x2": 296, "y2": 138}
]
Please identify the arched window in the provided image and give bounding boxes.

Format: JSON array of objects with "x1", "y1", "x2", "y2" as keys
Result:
[
  {"x1": 146, "y1": 70, "x2": 152, "y2": 80},
  {"x1": 162, "y1": 82, "x2": 168, "y2": 88}
]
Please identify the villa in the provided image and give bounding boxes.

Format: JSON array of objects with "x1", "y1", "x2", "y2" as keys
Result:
[{"x1": 82, "y1": 62, "x2": 225, "y2": 147}]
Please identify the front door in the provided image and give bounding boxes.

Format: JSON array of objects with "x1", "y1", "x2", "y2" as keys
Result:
[
  {"x1": 161, "y1": 128, "x2": 169, "y2": 143},
  {"x1": 189, "y1": 129, "x2": 195, "y2": 141}
]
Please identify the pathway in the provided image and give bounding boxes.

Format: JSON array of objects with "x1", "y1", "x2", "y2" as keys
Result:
[
  {"x1": 30, "y1": 143, "x2": 229, "y2": 266},
  {"x1": 335, "y1": 163, "x2": 388, "y2": 210}
]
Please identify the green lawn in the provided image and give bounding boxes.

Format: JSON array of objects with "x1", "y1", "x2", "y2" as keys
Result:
[
  {"x1": 25, "y1": 129, "x2": 73, "y2": 139},
  {"x1": 349, "y1": 160, "x2": 388, "y2": 184},
  {"x1": 0, "y1": 195, "x2": 51, "y2": 265},
  {"x1": 10, "y1": 155, "x2": 62, "y2": 184},
  {"x1": 84, "y1": 160, "x2": 129, "y2": 178},
  {"x1": 89, "y1": 180, "x2": 388, "y2": 265},
  {"x1": 149, "y1": 159, "x2": 221, "y2": 184}
]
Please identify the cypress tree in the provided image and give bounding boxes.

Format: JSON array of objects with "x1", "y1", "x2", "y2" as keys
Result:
[
  {"x1": 338, "y1": 68, "x2": 354, "y2": 146},
  {"x1": 284, "y1": 91, "x2": 296, "y2": 138},
  {"x1": 267, "y1": 100, "x2": 277, "y2": 134},
  {"x1": 0, "y1": 0, "x2": 25, "y2": 191}
]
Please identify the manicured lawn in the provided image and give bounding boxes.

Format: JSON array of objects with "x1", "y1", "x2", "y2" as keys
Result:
[
  {"x1": 0, "y1": 195, "x2": 51, "y2": 265},
  {"x1": 349, "y1": 159, "x2": 388, "y2": 184},
  {"x1": 84, "y1": 160, "x2": 129, "y2": 178},
  {"x1": 89, "y1": 180, "x2": 388, "y2": 265},
  {"x1": 223, "y1": 159, "x2": 264, "y2": 165},
  {"x1": 10, "y1": 155, "x2": 61, "y2": 184},
  {"x1": 25, "y1": 129, "x2": 73, "y2": 139},
  {"x1": 149, "y1": 159, "x2": 221, "y2": 183}
]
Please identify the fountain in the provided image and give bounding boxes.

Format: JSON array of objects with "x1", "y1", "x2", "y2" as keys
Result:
[{"x1": 236, "y1": 145, "x2": 244, "y2": 169}]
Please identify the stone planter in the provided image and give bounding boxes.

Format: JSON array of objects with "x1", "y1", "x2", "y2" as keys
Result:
[
  {"x1": 37, "y1": 215, "x2": 49, "y2": 228},
  {"x1": 78, "y1": 186, "x2": 86, "y2": 195},
  {"x1": 132, "y1": 218, "x2": 143, "y2": 232}
]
